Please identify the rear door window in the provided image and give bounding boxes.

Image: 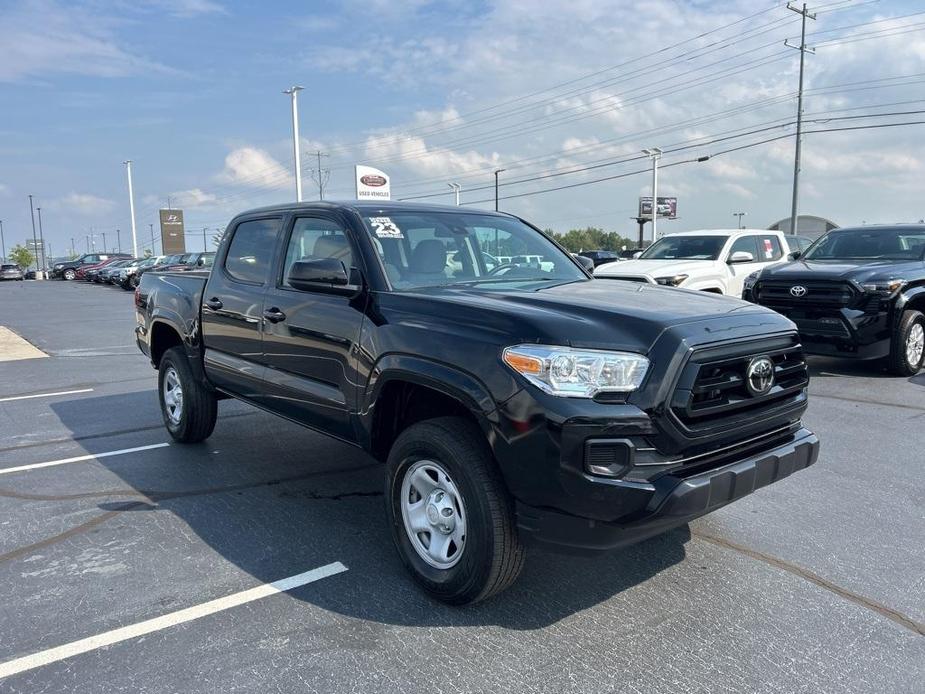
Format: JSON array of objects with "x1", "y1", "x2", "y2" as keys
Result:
[
  {"x1": 224, "y1": 218, "x2": 281, "y2": 285},
  {"x1": 758, "y1": 235, "x2": 784, "y2": 261}
]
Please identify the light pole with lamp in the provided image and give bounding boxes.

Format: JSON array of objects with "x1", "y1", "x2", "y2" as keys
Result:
[
  {"x1": 642, "y1": 148, "x2": 662, "y2": 241},
  {"x1": 448, "y1": 182, "x2": 461, "y2": 206}
]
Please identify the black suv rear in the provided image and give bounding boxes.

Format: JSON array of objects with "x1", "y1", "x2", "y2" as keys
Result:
[{"x1": 743, "y1": 225, "x2": 925, "y2": 375}]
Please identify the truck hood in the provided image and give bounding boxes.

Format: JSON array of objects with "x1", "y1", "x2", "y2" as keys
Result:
[
  {"x1": 757, "y1": 258, "x2": 924, "y2": 283},
  {"x1": 384, "y1": 279, "x2": 789, "y2": 354},
  {"x1": 594, "y1": 258, "x2": 714, "y2": 278}
]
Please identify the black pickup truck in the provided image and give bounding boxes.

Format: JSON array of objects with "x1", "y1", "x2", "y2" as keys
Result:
[
  {"x1": 135, "y1": 201, "x2": 819, "y2": 604},
  {"x1": 743, "y1": 224, "x2": 925, "y2": 376}
]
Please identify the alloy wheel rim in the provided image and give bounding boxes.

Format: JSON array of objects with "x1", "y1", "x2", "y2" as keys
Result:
[
  {"x1": 400, "y1": 460, "x2": 467, "y2": 569},
  {"x1": 162, "y1": 367, "x2": 184, "y2": 425},
  {"x1": 906, "y1": 322, "x2": 924, "y2": 367}
]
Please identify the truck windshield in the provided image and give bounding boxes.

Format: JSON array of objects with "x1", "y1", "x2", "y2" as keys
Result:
[
  {"x1": 360, "y1": 212, "x2": 585, "y2": 290},
  {"x1": 639, "y1": 235, "x2": 728, "y2": 260},
  {"x1": 802, "y1": 228, "x2": 925, "y2": 261}
]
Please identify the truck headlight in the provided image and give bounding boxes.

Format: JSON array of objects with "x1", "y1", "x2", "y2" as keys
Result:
[
  {"x1": 860, "y1": 279, "x2": 905, "y2": 297},
  {"x1": 743, "y1": 271, "x2": 760, "y2": 291},
  {"x1": 502, "y1": 345, "x2": 649, "y2": 397},
  {"x1": 654, "y1": 274, "x2": 688, "y2": 286}
]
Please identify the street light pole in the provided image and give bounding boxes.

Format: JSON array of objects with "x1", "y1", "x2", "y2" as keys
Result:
[
  {"x1": 733, "y1": 212, "x2": 747, "y2": 229},
  {"x1": 102, "y1": 231, "x2": 107, "y2": 253},
  {"x1": 642, "y1": 148, "x2": 662, "y2": 241},
  {"x1": 448, "y1": 182, "x2": 461, "y2": 206},
  {"x1": 28, "y1": 194, "x2": 39, "y2": 274},
  {"x1": 122, "y1": 160, "x2": 139, "y2": 256},
  {"x1": 117, "y1": 229, "x2": 122, "y2": 253},
  {"x1": 36, "y1": 207, "x2": 47, "y2": 270},
  {"x1": 283, "y1": 86, "x2": 305, "y2": 202},
  {"x1": 149, "y1": 223, "x2": 155, "y2": 255},
  {"x1": 0, "y1": 219, "x2": 5, "y2": 262},
  {"x1": 493, "y1": 169, "x2": 505, "y2": 211}
]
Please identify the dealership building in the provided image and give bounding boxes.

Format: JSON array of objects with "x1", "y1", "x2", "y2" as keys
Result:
[{"x1": 768, "y1": 215, "x2": 839, "y2": 239}]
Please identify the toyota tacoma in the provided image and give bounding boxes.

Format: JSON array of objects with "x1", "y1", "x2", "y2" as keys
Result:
[
  {"x1": 743, "y1": 224, "x2": 925, "y2": 375},
  {"x1": 135, "y1": 201, "x2": 820, "y2": 604}
]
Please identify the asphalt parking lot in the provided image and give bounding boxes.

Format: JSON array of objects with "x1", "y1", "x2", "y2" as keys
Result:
[{"x1": 0, "y1": 279, "x2": 922, "y2": 693}]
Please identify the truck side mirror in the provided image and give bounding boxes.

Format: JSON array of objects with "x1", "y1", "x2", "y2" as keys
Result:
[
  {"x1": 632, "y1": 251, "x2": 643, "y2": 259},
  {"x1": 788, "y1": 251, "x2": 802, "y2": 260},
  {"x1": 288, "y1": 258, "x2": 356, "y2": 294},
  {"x1": 727, "y1": 251, "x2": 754, "y2": 264},
  {"x1": 574, "y1": 255, "x2": 594, "y2": 272}
]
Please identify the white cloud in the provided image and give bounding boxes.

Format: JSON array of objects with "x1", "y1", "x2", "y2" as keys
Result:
[
  {"x1": 168, "y1": 188, "x2": 218, "y2": 207},
  {"x1": 363, "y1": 133, "x2": 500, "y2": 180},
  {"x1": 0, "y1": 1, "x2": 179, "y2": 82},
  {"x1": 55, "y1": 192, "x2": 117, "y2": 215},
  {"x1": 216, "y1": 146, "x2": 292, "y2": 190}
]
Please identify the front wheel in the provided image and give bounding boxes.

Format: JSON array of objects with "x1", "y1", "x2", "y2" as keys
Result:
[
  {"x1": 63, "y1": 269, "x2": 76, "y2": 280},
  {"x1": 158, "y1": 346, "x2": 217, "y2": 442},
  {"x1": 385, "y1": 417, "x2": 525, "y2": 605},
  {"x1": 888, "y1": 309, "x2": 925, "y2": 376}
]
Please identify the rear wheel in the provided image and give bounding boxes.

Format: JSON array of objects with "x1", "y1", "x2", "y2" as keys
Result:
[
  {"x1": 63, "y1": 269, "x2": 76, "y2": 280},
  {"x1": 385, "y1": 417, "x2": 525, "y2": 605},
  {"x1": 888, "y1": 310, "x2": 925, "y2": 376},
  {"x1": 158, "y1": 346, "x2": 217, "y2": 442}
]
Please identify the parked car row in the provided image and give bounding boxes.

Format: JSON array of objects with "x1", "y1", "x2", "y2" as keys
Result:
[{"x1": 53, "y1": 251, "x2": 216, "y2": 290}]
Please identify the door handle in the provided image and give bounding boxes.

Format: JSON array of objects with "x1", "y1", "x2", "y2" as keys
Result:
[
  {"x1": 206, "y1": 297, "x2": 223, "y2": 310},
  {"x1": 263, "y1": 307, "x2": 286, "y2": 323}
]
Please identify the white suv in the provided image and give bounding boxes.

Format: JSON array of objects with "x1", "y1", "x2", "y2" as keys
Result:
[{"x1": 595, "y1": 229, "x2": 798, "y2": 297}]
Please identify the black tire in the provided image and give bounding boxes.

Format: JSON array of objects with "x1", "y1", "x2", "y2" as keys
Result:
[
  {"x1": 888, "y1": 309, "x2": 925, "y2": 376},
  {"x1": 63, "y1": 269, "x2": 76, "y2": 281},
  {"x1": 385, "y1": 416, "x2": 525, "y2": 605},
  {"x1": 157, "y1": 346, "x2": 217, "y2": 443}
]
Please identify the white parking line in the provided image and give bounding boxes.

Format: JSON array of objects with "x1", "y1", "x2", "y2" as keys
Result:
[
  {"x1": 0, "y1": 388, "x2": 94, "y2": 403},
  {"x1": 0, "y1": 561, "x2": 348, "y2": 679},
  {"x1": 0, "y1": 443, "x2": 169, "y2": 476}
]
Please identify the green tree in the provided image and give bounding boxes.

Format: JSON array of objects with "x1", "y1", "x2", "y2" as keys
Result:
[
  {"x1": 9, "y1": 245, "x2": 34, "y2": 269},
  {"x1": 551, "y1": 227, "x2": 635, "y2": 253}
]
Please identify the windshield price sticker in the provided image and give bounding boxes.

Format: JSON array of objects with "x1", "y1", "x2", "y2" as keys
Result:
[{"x1": 369, "y1": 217, "x2": 403, "y2": 239}]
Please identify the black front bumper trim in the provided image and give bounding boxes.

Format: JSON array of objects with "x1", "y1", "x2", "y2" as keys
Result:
[{"x1": 516, "y1": 428, "x2": 819, "y2": 552}]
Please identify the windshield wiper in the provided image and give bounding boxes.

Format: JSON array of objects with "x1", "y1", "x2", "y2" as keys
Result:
[{"x1": 451, "y1": 277, "x2": 559, "y2": 287}]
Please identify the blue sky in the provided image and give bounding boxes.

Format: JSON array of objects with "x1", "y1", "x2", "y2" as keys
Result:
[{"x1": 1, "y1": 0, "x2": 924, "y2": 259}]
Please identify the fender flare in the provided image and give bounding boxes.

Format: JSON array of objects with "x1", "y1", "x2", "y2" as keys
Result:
[
  {"x1": 359, "y1": 354, "x2": 499, "y2": 449},
  {"x1": 897, "y1": 284, "x2": 925, "y2": 313},
  {"x1": 147, "y1": 312, "x2": 207, "y2": 383}
]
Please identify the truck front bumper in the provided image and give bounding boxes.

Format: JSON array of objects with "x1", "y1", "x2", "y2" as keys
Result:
[{"x1": 516, "y1": 428, "x2": 819, "y2": 552}]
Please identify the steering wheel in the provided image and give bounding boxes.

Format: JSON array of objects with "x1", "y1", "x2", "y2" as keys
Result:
[{"x1": 486, "y1": 263, "x2": 517, "y2": 276}]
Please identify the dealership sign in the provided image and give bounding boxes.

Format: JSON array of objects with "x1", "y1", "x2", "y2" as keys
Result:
[
  {"x1": 159, "y1": 209, "x2": 186, "y2": 254},
  {"x1": 355, "y1": 165, "x2": 391, "y2": 201},
  {"x1": 638, "y1": 196, "x2": 678, "y2": 219}
]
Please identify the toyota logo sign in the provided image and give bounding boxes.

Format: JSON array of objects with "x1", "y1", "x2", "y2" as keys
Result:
[
  {"x1": 790, "y1": 285, "x2": 807, "y2": 297},
  {"x1": 745, "y1": 356, "x2": 775, "y2": 396}
]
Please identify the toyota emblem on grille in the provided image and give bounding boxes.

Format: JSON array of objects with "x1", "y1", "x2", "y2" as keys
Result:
[
  {"x1": 745, "y1": 356, "x2": 775, "y2": 396},
  {"x1": 790, "y1": 285, "x2": 807, "y2": 297}
]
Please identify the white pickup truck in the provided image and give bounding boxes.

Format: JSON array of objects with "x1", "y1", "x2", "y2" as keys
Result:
[{"x1": 594, "y1": 229, "x2": 808, "y2": 297}]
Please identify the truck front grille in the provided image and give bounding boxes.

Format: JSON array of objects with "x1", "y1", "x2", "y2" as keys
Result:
[
  {"x1": 754, "y1": 280, "x2": 856, "y2": 308},
  {"x1": 669, "y1": 334, "x2": 808, "y2": 434}
]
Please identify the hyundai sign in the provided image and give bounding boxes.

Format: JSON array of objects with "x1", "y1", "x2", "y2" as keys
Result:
[
  {"x1": 355, "y1": 165, "x2": 391, "y2": 201},
  {"x1": 159, "y1": 209, "x2": 186, "y2": 254},
  {"x1": 638, "y1": 196, "x2": 678, "y2": 219}
]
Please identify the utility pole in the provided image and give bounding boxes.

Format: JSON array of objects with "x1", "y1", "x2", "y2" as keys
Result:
[
  {"x1": 310, "y1": 150, "x2": 330, "y2": 200},
  {"x1": 102, "y1": 231, "x2": 107, "y2": 253},
  {"x1": 733, "y1": 212, "x2": 748, "y2": 229},
  {"x1": 117, "y1": 228, "x2": 122, "y2": 253},
  {"x1": 785, "y1": 2, "x2": 816, "y2": 235},
  {"x1": 494, "y1": 169, "x2": 505, "y2": 211},
  {"x1": 28, "y1": 194, "x2": 39, "y2": 274},
  {"x1": 202, "y1": 227, "x2": 208, "y2": 251},
  {"x1": 0, "y1": 219, "x2": 5, "y2": 262},
  {"x1": 123, "y1": 160, "x2": 139, "y2": 256},
  {"x1": 283, "y1": 86, "x2": 304, "y2": 202},
  {"x1": 448, "y1": 182, "x2": 461, "y2": 206},
  {"x1": 149, "y1": 223, "x2": 155, "y2": 255},
  {"x1": 36, "y1": 207, "x2": 47, "y2": 271},
  {"x1": 642, "y1": 148, "x2": 662, "y2": 241},
  {"x1": 71, "y1": 237, "x2": 75, "y2": 257}
]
